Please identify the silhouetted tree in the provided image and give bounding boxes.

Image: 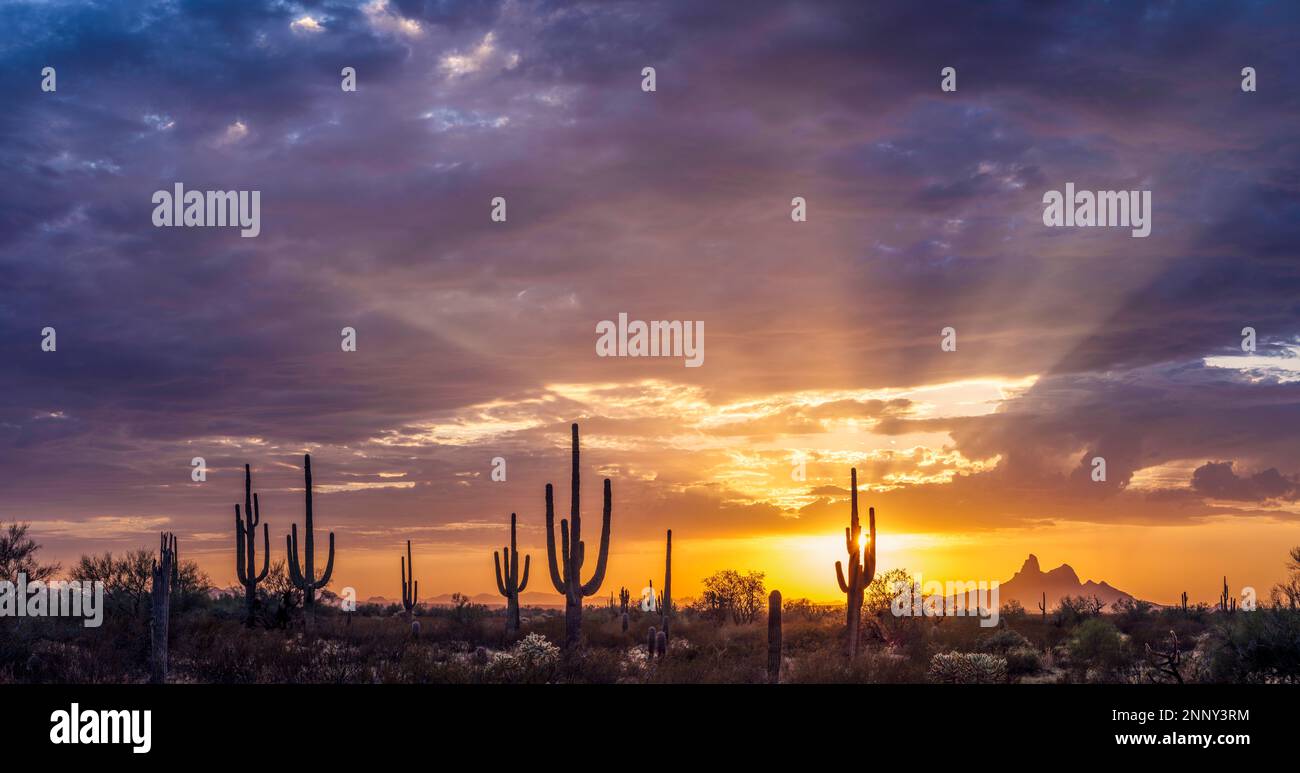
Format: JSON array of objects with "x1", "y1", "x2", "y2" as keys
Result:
[
  {"x1": 696, "y1": 569, "x2": 765, "y2": 623},
  {"x1": 0, "y1": 521, "x2": 60, "y2": 583}
]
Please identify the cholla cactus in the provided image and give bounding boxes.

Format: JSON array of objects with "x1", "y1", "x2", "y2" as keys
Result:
[
  {"x1": 286, "y1": 454, "x2": 335, "y2": 631},
  {"x1": 927, "y1": 652, "x2": 1008, "y2": 684}
]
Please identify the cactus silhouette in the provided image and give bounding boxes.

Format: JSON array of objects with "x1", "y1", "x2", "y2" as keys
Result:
[
  {"x1": 660, "y1": 529, "x2": 673, "y2": 642},
  {"x1": 1220, "y1": 576, "x2": 1233, "y2": 614},
  {"x1": 647, "y1": 625, "x2": 657, "y2": 656},
  {"x1": 655, "y1": 629, "x2": 667, "y2": 659},
  {"x1": 400, "y1": 539, "x2": 418, "y2": 622},
  {"x1": 286, "y1": 454, "x2": 335, "y2": 631},
  {"x1": 493, "y1": 512, "x2": 530, "y2": 634},
  {"x1": 619, "y1": 587, "x2": 630, "y2": 615},
  {"x1": 234, "y1": 464, "x2": 270, "y2": 626},
  {"x1": 834, "y1": 468, "x2": 875, "y2": 658},
  {"x1": 543, "y1": 423, "x2": 612, "y2": 647},
  {"x1": 768, "y1": 590, "x2": 782, "y2": 684},
  {"x1": 1181, "y1": 591, "x2": 1188, "y2": 614},
  {"x1": 1038, "y1": 591, "x2": 1047, "y2": 622},
  {"x1": 150, "y1": 532, "x2": 178, "y2": 684}
]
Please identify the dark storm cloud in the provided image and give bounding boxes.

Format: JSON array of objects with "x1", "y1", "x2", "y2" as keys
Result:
[{"x1": 1192, "y1": 461, "x2": 1299, "y2": 502}]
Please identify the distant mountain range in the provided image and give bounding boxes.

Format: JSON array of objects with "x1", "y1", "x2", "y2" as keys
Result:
[{"x1": 997, "y1": 554, "x2": 1135, "y2": 610}]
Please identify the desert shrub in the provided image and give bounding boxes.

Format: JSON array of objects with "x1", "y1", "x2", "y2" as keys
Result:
[
  {"x1": 1004, "y1": 646, "x2": 1042, "y2": 677},
  {"x1": 781, "y1": 598, "x2": 838, "y2": 622},
  {"x1": 1202, "y1": 607, "x2": 1300, "y2": 683},
  {"x1": 1068, "y1": 618, "x2": 1129, "y2": 678},
  {"x1": 978, "y1": 627, "x2": 1031, "y2": 655},
  {"x1": 789, "y1": 647, "x2": 925, "y2": 684},
  {"x1": 1000, "y1": 599, "x2": 1026, "y2": 621},
  {"x1": 781, "y1": 618, "x2": 839, "y2": 653},
  {"x1": 563, "y1": 645, "x2": 623, "y2": 684},
  {"x1": 927, "y1": 651, "x2": 1008, "y2": 684},
  {"x1": 1055, "y1": 595, "x2": 1105, "y2": 627}
]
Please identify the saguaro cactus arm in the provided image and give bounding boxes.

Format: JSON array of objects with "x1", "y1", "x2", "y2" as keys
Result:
[
  {"x1": 579, "y1": 479, "x2": 612, "y2": 596},
  {"x1": 544, "y1": 484, "x2": 566, "y2": 593},
  {"x1": 315, "y1": 532, "x2": 335, "y2": 588},
  {"x1": 494, "y1": 550, "x2": 508, "y2": 596}
]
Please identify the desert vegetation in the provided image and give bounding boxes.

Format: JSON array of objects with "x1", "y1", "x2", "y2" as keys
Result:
[{"x1": 3, "y1": 426, "x2": 1300, "y2": 685}]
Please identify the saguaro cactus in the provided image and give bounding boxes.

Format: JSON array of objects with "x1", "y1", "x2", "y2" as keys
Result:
[
  {"x1": 234, "y1": 464, "x2": 270, "y2": 626},
  {"x1": 1038, "y1": 591, "x2": 1047, "y2": 622},
  {"x1": 400, "y1": 539, "x2": 418, "y2": 622},
  {"x1": 493, "y1": 512, "x2": 530, "y2": 634},
  {"x1": 647, "y1": 625, "x2": 658, "y2": 657},
  {"x1": 1181, "y1": 591, "x2": 1188, "y2": 614},
  {"x1": 660, "y1": 529, "x2": 672, "y2": 642},
  {"x1": 150, "y1": 532, "x2": 178, "y2": 684},
  {"x1": 286, "y1": 454, "x2": 335, "y2": 631},
  {"x1": 1220, "y1": 576, "x2": 1234, "y2": 614},
  {"x1": 619, "y1": 587, "x2": 630, "y2": 614},
  {"x1": 543, "y1": 423, "x2": 612, "y2": 647},
  {"x1": 834, "y1": 468, "x2": 876, "y2": 658},
  {"x1": 768, "y1": 589, "x2": 782, "y2": 684}
]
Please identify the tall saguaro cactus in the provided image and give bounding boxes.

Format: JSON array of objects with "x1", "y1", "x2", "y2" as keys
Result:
[
  {"x1": 768, "y1": 589, "x2": 783, "y2": 684},
  {"x1": 400, "y1": 539, "x2": 418, "y2": 622},
  {"x1": 1038, "y1": 591, "x2": 1047, "y2": 622},
  {"x1": 543, "y1": 423, "x2": 612, "y2": 647},
  {"x1": 494, "y1": 512, "x2": 530, "y2": 634},
  {"x1": 234, "y1": 464, "x2": 270, "y2": 626},
  {"x1": 150, "y1": 532, "x2": 178, "y2": 684},
  {"x1": 834, "y1": 468, "x2": 876, "y2": 658},
  {"x1": 286, "y1": 454, "x2": 335, "y2": 631},
  {"x1": 660, "y1": 529, "x2": 673, "y2": 643}
]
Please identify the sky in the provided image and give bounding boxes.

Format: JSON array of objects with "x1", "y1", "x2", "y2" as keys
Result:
[{"x1": 1, "y1": 0, "x2": 1299, "y2": 605}]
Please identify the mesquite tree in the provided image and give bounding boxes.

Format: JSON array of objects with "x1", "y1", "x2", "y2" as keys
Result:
[
  {"x1": 493, "y1": 512, "x2": 530, "y2": 634},
  {"x1": 286, "y1": 454, "x2": 335, "y2": 631},
  {"x1": 543, "y1": 423, "x2": 612, "y2": 647},
  {"x1": 150, "y1": 532, "x2": 178, "y2": 684},
  {"x1": 834, "y1": 468, "x2": 876, "y2": 658},
  {"x1": 234, "y1": 464, "x2": 270, "y2": 626}
]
